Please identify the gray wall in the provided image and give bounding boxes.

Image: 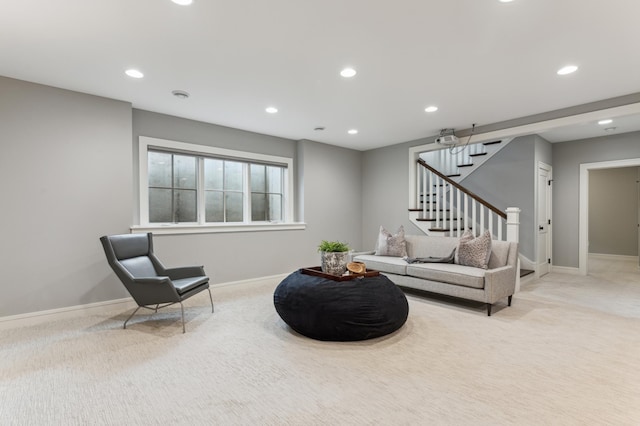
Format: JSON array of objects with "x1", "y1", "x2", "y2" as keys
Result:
[
  {"x1": 553, "y1": 131, "x2": 640, "y2": 267},
  {"x1": 132, "y1": 113, "x2": 363, "y2": 286},
  {"x1": 361, "y1": 135, "x2": 546, "y2": 259},
  {"x1": 588, "y1": 167, "x2": 639, "y2": 256},
  {"x1": 460, "y1": 136, "x2": 538, "y2": 259},
  {"x1": 297, "y1": 140, "x2": 363, "y2": 252},
  {"x1": 361, "y1": 140, "x2": 422, "y2": 250},
  {"x1": 0, "y1": 76, "x2": 133, "y2": 317},
  {"x1": 0, "y1": 77, "x2": 364, "y2": 318}
]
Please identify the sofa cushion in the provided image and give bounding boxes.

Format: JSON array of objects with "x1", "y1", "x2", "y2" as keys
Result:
[
  {"x1": 375, "y1": 225, "x2": 407, "y2": 257},
  {"x1": 406, "y1": 263, "x2": 486, "y2": 289},
  {"x1": 404, "y1": 235, "x2": 458, "y2": 259},
  {"x1": 457, "y1": 230, "x2": 492, "y2": 269},
  {"x1": 352, "y1": 254, "x2": 408, "y2": 276}
]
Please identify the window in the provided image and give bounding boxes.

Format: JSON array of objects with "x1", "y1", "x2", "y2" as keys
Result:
[{"x1": 136, "y1": 137, "x2": 301, "y2": 234}]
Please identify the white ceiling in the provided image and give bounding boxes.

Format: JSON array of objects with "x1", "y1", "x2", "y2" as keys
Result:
[{"x1": 2, "y1": 0, "x2": 640, "y2": 150}]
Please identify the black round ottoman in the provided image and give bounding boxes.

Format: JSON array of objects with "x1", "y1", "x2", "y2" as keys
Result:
[{"x1": 273, "y1": 270, "x2": 409, "y2": 341}]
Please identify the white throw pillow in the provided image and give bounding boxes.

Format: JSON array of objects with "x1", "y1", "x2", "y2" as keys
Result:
[{"x1": 375, "y1": 225, "x2": 408, "y2": 257}]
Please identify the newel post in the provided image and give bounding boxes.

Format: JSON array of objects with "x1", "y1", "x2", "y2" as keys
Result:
[{"x1": 506, "y1": 207, "x2": 520, "y2": 243}]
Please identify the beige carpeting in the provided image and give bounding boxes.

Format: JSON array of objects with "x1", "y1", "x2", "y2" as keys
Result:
[{"x1": 2, "y1": 257, "x2": 640, "y2": 425}]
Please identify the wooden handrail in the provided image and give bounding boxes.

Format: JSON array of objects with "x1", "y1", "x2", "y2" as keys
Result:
[{"x1": 417, "y1": 158, "x2": 507, "y2": 220}]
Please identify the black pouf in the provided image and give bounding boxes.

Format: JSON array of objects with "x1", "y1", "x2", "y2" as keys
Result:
[{"x1": 273, "y1": 270, "x2": 409, "y2": 341}]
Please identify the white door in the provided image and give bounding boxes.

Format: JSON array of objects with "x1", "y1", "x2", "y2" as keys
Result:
[{"x1": 537, "y1": 163, "x2": 553, "y2": 276}]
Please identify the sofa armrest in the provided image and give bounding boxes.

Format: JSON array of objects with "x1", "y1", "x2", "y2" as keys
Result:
[
  {"x1": 350, "y1": 250, "x2": 376, "y2": 263},
  {"x1": 484, "y1": 265, "x2": 517, "y2": 304}
]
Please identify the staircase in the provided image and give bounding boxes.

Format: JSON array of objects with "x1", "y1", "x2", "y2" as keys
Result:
[
  {"x1": 409, "y1": 160, "x2": 517, "y2": 240},
  {"x1": 409, "y1": 143, "x2": 522, "y2": 288},
  {"x1": 419, "y1": 138, "x2": 514, "y2": 183}
]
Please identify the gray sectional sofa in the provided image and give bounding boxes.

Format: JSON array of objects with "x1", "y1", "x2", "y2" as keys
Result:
[{"x1": 352, "y1": 234, "x2": 519, "y2": 316}]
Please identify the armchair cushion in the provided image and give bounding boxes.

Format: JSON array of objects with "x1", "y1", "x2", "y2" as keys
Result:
[
  {"x1": 121, "y1": 256, "x2": 158, "y2": 277},
  {"x1": 172, "y1": 276, "x2": 210, "y2": 295}
]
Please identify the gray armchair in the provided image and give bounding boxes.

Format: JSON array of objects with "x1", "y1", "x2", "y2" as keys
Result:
[{"x1": 100, "y1": 232, "x2": 213, "y2": 333}]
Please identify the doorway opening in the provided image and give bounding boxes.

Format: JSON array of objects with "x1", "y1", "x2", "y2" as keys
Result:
[{"x1": 579, "y1": 158, "x2": 640, "y2": 275}]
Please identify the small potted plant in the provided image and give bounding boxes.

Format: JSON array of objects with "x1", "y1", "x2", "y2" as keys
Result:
[{"x1": 318, "y1": 240, "x2": 350, "y2": 275}]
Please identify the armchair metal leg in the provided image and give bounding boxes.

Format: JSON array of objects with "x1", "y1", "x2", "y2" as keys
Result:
[
  {"x1": 180, "y1": 302, "x2": 186, "y2": 333},
  {"x1": 124, "y1": 306, "x2": 141, "y2": 329},
  {"x1": 208, "y1": 288, "x2": 214, "y2": 313}
]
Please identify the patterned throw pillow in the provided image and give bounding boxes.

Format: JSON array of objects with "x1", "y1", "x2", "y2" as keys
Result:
[
  {"x1": 375, "y1": 225, "x2": 408, "y2": 257},
  {"x1": 457, "y1": 230, "x2": 492, "y2": 269}
]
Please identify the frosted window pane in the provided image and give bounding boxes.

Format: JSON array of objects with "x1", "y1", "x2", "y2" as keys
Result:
[
  {"x1": 174, "y1": 189, "x2": 197, "y2": 222},
  {"x1": 204, "y1": 159, "x2": 223, "y2": 190},
  {"x1": 251, "y1": 193, "x2": 266, "y2": 221},
  {"x1": 225, "y1": 192, "x2": 243, "y2": 222},
  {"x1": 267, "y1": 166, "x2": 282, "y2": 193},
  {"x1": 251, "y1": 164, "x2": 266, "y2": 192},
  {"x1": 149, "y1": 188, "x2": 172, "y2": 222},
  {"x1": 205, "y1": 191, "x2": 224, "y2": 222},
  {"x1": 224, "y1": 162, "x2": 243, "y2": 191},
  {"x1": 148, "y1": 152, "x2": 172, "y2": 187},
  {"x1": 269, "y1": 194, "x2": 282, "y2": 221},
  {"x1": 174, "y1": 155, "x2": 196, "y2": 189}
]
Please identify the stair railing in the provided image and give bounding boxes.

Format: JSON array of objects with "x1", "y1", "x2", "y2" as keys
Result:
[{"x1": 417, "y1": 158, "x2": 519, "y2": 242}]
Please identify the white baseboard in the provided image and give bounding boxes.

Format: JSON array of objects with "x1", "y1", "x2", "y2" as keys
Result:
[
  {"x1": 211, "y1": 273, "x2": 288, "y2": 289},
  {"x1": 0, "y1": 273, "x2": 290, "y2": 328},
  {"x1": 551, "y1": 265, "x2": 581, "y2": 275},
  {"x1": 589, "y1": 253, "x2": 639, "y2": 261},
  {"x1": 0, "y1": 297, "x2": 135, "y2": 329}
]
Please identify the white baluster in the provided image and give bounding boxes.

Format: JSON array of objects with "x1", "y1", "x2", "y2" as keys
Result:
[
  {"x1": 449, "y1": 183, "x2": 454, "y2": 234},
  {"x1": 472, "y1": 200, "x2": 477, "y2": 236},
  {"x1": 489, "y1": 211, "x2": 494, "y2": 237},
  {"x1": 456, "y1": 187, "x2": 461, "y2": 237},
  {"x1": 480, "y1": 205, "x2": 485, "y2": 236},
  {"x1": 421, "y1": 168, "x2": 428, "y2": 219},
  {"x1": 498, "y1": 217, "x2": 503, "y2": 241},
  {"x1": 435, "y1": 176, "x2": 441, "y2": 228},
  {"x1": 464, "y1": 193, "x2": 469, "y2": 232},
  {"x1": 429, "y1": 171, "x2": 434, "y2": 219}
]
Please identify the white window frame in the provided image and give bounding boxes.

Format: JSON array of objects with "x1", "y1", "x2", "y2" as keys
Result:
[{"x1": 132, "y1": 136, "x2": 304, "y2": 235}]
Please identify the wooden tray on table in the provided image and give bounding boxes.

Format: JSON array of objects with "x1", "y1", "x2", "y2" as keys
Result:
[{"x1": 300, "y1": 266, "x2": 380, "y2": 282}]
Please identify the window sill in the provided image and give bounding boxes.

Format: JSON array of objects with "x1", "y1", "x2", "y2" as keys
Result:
[{"x1": 131, "y1": 222, "x2": 307, "y2": 235}]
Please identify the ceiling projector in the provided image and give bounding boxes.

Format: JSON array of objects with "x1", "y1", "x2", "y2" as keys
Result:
[{"x1": 435, "y1": 135, "x2": 459, "y2": 146}]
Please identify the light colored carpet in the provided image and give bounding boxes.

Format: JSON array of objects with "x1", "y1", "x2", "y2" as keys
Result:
[{"x1": 2, "y1": 258, "x2": 640, "y2": 425}]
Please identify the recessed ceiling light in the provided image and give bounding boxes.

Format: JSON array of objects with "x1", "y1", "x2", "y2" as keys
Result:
[
  {"x1": 598, "y1": 119, "x2": 613, "y2": 125},
  {"x1": 499, "y1": 0, "x2": 514, "y2": 3},
  {"x1": 172, "y1": 90, "x2": 190, "y2": 99},
  {"x1": 171, "y1": 0, "x2": 193, "y2": 5},
  {"x1": 424, "y1": 106, "x2": 438, "y2": 113},
  {"x1": 265, "y1": 107, "x2": 278, "y2": 114},
  {"x1": 557, "y1": 65, "x2": 578, "y2": 75},
  {"x1": 340, "y1": 68, "x2": 357, "y2": 78},
  {"x1": 125, "y1": 69, "x2": 144, "y2": 79},
  {"x1": 348, "y1": 129, "x2": 358, "y2": 135}
]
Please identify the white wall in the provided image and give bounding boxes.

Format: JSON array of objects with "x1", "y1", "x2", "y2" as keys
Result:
[{"x1": 0, "y1": 76, "x2": 133, "y2": 317}]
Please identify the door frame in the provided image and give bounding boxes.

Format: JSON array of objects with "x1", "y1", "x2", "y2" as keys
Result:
[
  {"x1": 536, "y1": 162, "x2": 552, "y2": 277},
  {"x1": 579, "y1": 157, "x2": 640, "y2": 275}
]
